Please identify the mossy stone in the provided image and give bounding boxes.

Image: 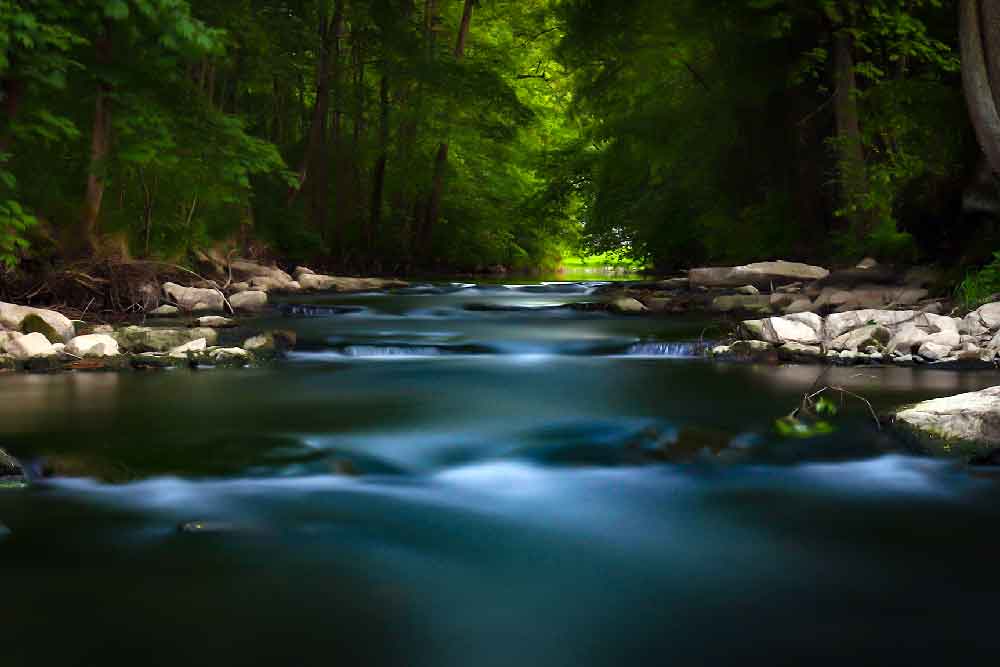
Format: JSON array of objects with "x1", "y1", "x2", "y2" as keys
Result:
[{"x1": 20, "y1": 313, "x2": 59, "y2": 342}]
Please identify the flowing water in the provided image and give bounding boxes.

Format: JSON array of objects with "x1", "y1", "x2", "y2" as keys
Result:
[{"x1": 2, "y1": 281, "x2": 1000, "y2": 666}]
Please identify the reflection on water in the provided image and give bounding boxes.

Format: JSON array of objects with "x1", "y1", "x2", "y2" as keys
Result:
[{"x1": 1, "y1": 280, "x2": 999, "y2": 666}]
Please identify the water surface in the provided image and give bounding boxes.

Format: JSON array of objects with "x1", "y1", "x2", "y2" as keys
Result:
[{"x1": 2, "y1": 281, "x2": 999, "y2": 666}]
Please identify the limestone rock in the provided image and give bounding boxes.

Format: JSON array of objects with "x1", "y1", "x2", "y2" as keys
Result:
[
  {"x1": 298, "y1": 274, "x2": 409, "y2": 292},
  {"x1": 7, "y1": 332, "x2": 57, "y2": 360},
  {"x1": 974, "y1": 302, "x2": 1000, "y2": 330},
  {"x1": 209, "y1": 347, "x2": 251, "y2": 367},
  {"x1": 163, "y1": 282, "x2": 225, "y2": 313},
  {"x1": 894, "y1": 386, "x2": 1000, "y2": 453},
  {"x1": 777, "y1": 342, "x2": 823, "y2": 362},
  {"x1": 196, "y1": 316, "x2": 237, "y2": 328},
  {"x1": 116, "y1": 326, "x2": 218, "y2": 353},
  {"x1": 66, "y1": 334, "x2": 120, "y2": 358},
  {"x1": 829, "y1": 325, "x2": 891, "y2": 352},
  {"x1": 736, "y1": 285, "x2": 760, "y2": 296},
  {"x1": 169, "y1": 338, "x2": 208, "y2": 356},
  {"x1": 231, "y1": 260, "x2": 293, "y2": 283},
  {"x1": 0, "y1": 302, "x2": 75, "y2": 343},
  {"x1": 711, "y1": 295, "x2": 771, "y2": 313},
  {"x1": 689, "y1": 260, "x2": 830, "y2": 289},
  {"x1": 918, "y1": 342, "x2": 954, "y2": 362},
  {"x1": 759, "y1": 317, "x2": 822, "y2": 345},
  {"x1": 0, "y1": 330, "x2": 23, "y2": 353},
  {"x1": 783, "y1": 298, "x2": 815, "y2": 314},
  {"x1": 887, "y1": 325, "x2": 930, "y2": 355},
  {"x1": 230, "y1": 290, "x2": 268, "y2": 312},
  {"x1": 149, "y1": 305, "x2": 180, "y2": 317},
  {"x1": 610, "y1": 297, "x2": 648, "y2": 314}
]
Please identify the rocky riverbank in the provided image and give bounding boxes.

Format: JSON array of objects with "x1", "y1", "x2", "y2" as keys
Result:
[{"x1": 0, "y1": 259, "x2": 408, "y2": 373}]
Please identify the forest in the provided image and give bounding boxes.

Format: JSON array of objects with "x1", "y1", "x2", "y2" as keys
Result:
[{"x1": 1, "y1": 0, "x2": 999, "y2": 281}]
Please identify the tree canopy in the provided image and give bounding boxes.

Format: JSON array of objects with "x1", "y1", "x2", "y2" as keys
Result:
[{"x1": 0, "y1": 0, "x2": 994, "y2": 274}]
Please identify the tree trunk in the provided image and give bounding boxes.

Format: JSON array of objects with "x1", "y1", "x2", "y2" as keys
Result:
[
  {"x1": 421, "y1": 0, "x2": 475, "y2": 258},
  {"x1": 963, "y1": 0, "x2": 1000, "y2": 176},
  {"x1": 81, "y1": 23, "x2": 114, "y2": 253},
  {"x1": 831, "y1": 28, "x2": 870, "y2": 235},
  {"x1": 370, "y1": 75, "x2": 390, "y2": 251}
]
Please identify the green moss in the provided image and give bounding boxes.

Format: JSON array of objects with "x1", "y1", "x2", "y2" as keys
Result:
[{"x1": 19, "y1": 313, "x2": 59, "y2": 342}]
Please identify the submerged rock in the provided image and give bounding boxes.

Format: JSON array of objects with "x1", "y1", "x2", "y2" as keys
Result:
[
  {"x1": 196, "y1": 316, "x2": 237, "y2": 328},
  {"x1": 116, "y1": 326, "x2": 219, "y2": 353},
  {"x1": 894, "y1": 386, "x2": 1000, "y2": 457}
]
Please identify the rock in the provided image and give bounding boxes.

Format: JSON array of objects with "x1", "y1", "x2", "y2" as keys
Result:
[
  {"x1": 894, "y1": 386, "x2": 1000, "y2": 456},
  {"x1": 231, "y1": 260, "x2": 293, "y2": 283},
  {"x1": 230, "y1": 281, "x2": 251, "y2": 293},
  {"x1": 658, "y1": 277, "x2": 689, "y2": 290},
  {"x1": 609, "y1": 297, "x2": 648, "y2": 314},
  {"x1": 730, "y1": 340, "x2": 774, "y2": 359},
  {"x1": 760, "y1": 317, "x2": 822, "y2": 345},
  {"x1": 829, "y1": 325, "x2": 892, "y2": 352},
  {"x1": 242, "y1": 331, "x2": 294, "y2": 355},
  {"x1": 736, "y1": 285, "x2": 760, "y2": 296},
  {"x1": 925, "y1": 330, "x2": 961, "y2": 350},
  {"x1": 975, "y1": 302, "x2": 1000, "y2": 330},
  {"x1": 208, "y1": 347, "x2": 251, "y2": 367},
  {"x1": 294, "y1": 266, "x2": 316, "y2": 278},
  {"x1": 689, "y1": 260, "x2": 830, "y2": 289},
  {"x1": 298, "y1": 274, "x2": 409, "y2": 292},
  {"x1": 777, "y1": 342, "x2": 823, "y2": 362},
  {"x1": 7, "y1": 332, "x2": 56, "y2": 360},
  {"x1": 783, "y1": 298, "x2": 815, "y2": 314},
  {"x1": 711, "y1": 295, "x2": 770, "y2": 313},
  {"x1": 66, "y1": 334, "x2": 120, "y2": 358},
  {"x1": 887, "y1": 325, "x2": 930, "y2": 355},
  {"x1": 0, "y1": 302, "x2": 75, "y2": 343},
  {"x1": 918, "y1": 342, "x2": 954, "y2": 361},
  {"x1": 856, "y1": 257, "x2": 879, "y2": 269},
  {"x1": 642, "y1": 297, "x2": 674, "y2": 313},
  {"x1": 784, "y1": 312, "x2": 824, "y2": 335},
  {"x1": 20, "y1": 313, "x2": 62, "y2": 343},
  {"x1": 116, "y1": 326, "x2": 218, "y2": 353},
  {"x1": 710, "y1": 345, "x2": 732, "y2": 357},
  {"x1": 825, "y1": 310, "x2": 918, "y2": 339},
  {"x1": 196, "y1": 316, "x2": 237, "y2": 328},
  {"x1": 230, "y1": 290, "x2": 269, "y2": 312},
  {"x1": 249, "y1": 275, "x2": 301, "y2": 292},
  {"x1": 149, "y1": 305, "x2": 180, "y2": 317},
  {"x1": 769, "y1": 293, "x2": 795, "y2": 309},
  {"x1": 163, "y1": 282, "x2": 225, "y2": 313},
  {"x1": 0, "y1": 330, "x2": 23, "y2": 353},
  {"x1": 169, "y1": 338, "x2": 208, "y2": 356},
  {"x1": 894, "y1": 354, "x2": 914, "y2": 365}
]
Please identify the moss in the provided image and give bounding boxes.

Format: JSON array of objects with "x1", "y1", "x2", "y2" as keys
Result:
[{"x1": 19, "y1": 313, "x2": 59, "y2": 342}]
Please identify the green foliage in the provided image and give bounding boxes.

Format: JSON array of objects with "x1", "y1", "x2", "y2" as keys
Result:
[{"x1": 956, "y1": 251, "x2": 1000, "y2": 308}]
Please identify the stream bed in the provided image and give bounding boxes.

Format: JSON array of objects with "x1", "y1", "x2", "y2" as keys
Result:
[{"x1": 2, "y1": 281, "x2": 1000, "y2": 665}]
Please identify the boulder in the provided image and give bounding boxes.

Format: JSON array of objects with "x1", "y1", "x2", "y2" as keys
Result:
[
  {"x1": 242, "y1": 331, "x2": 295, "y2": 357},
  {"x1": 829, "y1": 325, "x2": 891, "y2": 352},
  {"x1": 729, "y1": 340, "x2": 775, "y2": 359},
  {"x1": 7, "y1": 332, "x2": 57, "y2": 360},
  {"x1": 784, "y1": 312, "x2": 824, "y2": 335},
  {"x1": 825, "y1": 310, "x2": 919, "y2": 339},
  {"x1": 66, "y1": 334, "x2": 120, "y2": 358},
  {"x1": 777, "y1": 342, "x2": 823, "y2": 362},
  {"x1": 196, "y1": 316, "x2": 237, "y2": 328},
  {"x1": 856, "y1": 257, "x2": 879, "y2": 269},
  {"x1": 736, "y1": 285, "x2": 760, "y2": 296},
  {"x1": 887, "y1": 325, "x2": 930, "y2": 355},
  {"x1": 116, "y1": 326, "x2": 218, "y2": 353},
  {"x1": 925, "y1": 330, "x2": 961, "y2": 350},
  {"x1": 918, "y1": 342, "x2": 954, "y2": 362},
  {"x1": 294, "y1": 266, "x2": 316, "y2": 278},
  {"x1": 149, "y1": 305, "x2": 180, "y2": 317},
  {"x1": 230, "y1": 290, "x2": 268, "y2": 312},
  {"x1": 758, "y1": 317, "x2": 822, "y2": 345},
  {"x1": 169, "y1": 338, "x2": 208, "y2": 356},
  {"x1": 231, "y1": 260, "x2": 293, "y2": 283},
  {"x1": 163, "y1": 282, "x2": 225, "y2": 313},
  {"x1": 783, "y1": 298, "x2": 815, "y2": 314},
  {"x1": 298, "y1": 274, "x2": 409, "y2": 292},
  {"x1": 689, "y1": 260, "x2": 829, "y2": 289},
  {"x1": 711, "y1": 295, "x2": 771, "y2": 313},
  {"x1": 610, "y1": 297, "x2": 648, "y2": 314},
  {"x1": 894, "y1": 386, "x2": 1000, "y2": 455},
  {"x1": 0, "y1": 330, "x2": 23, "y2": 353},
  {"x1": 249, "y1": 275, "x2": 301, "y2": 292},
  {"x1": 209, "y1": 347, "x2": 251, "y2": 367},
  {"x1": 0, "y1": 302, "x2": 75, "y2": 343}
]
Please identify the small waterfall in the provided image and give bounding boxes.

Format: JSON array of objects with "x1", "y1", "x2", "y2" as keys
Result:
[{"x1": 624, "y1": 342, "x2": 707, "y2": 358}]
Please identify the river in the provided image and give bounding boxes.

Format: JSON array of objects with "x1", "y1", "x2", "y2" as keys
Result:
[{"x1": 2, "y1": 281, "x2": 1000, "y2": 665}]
